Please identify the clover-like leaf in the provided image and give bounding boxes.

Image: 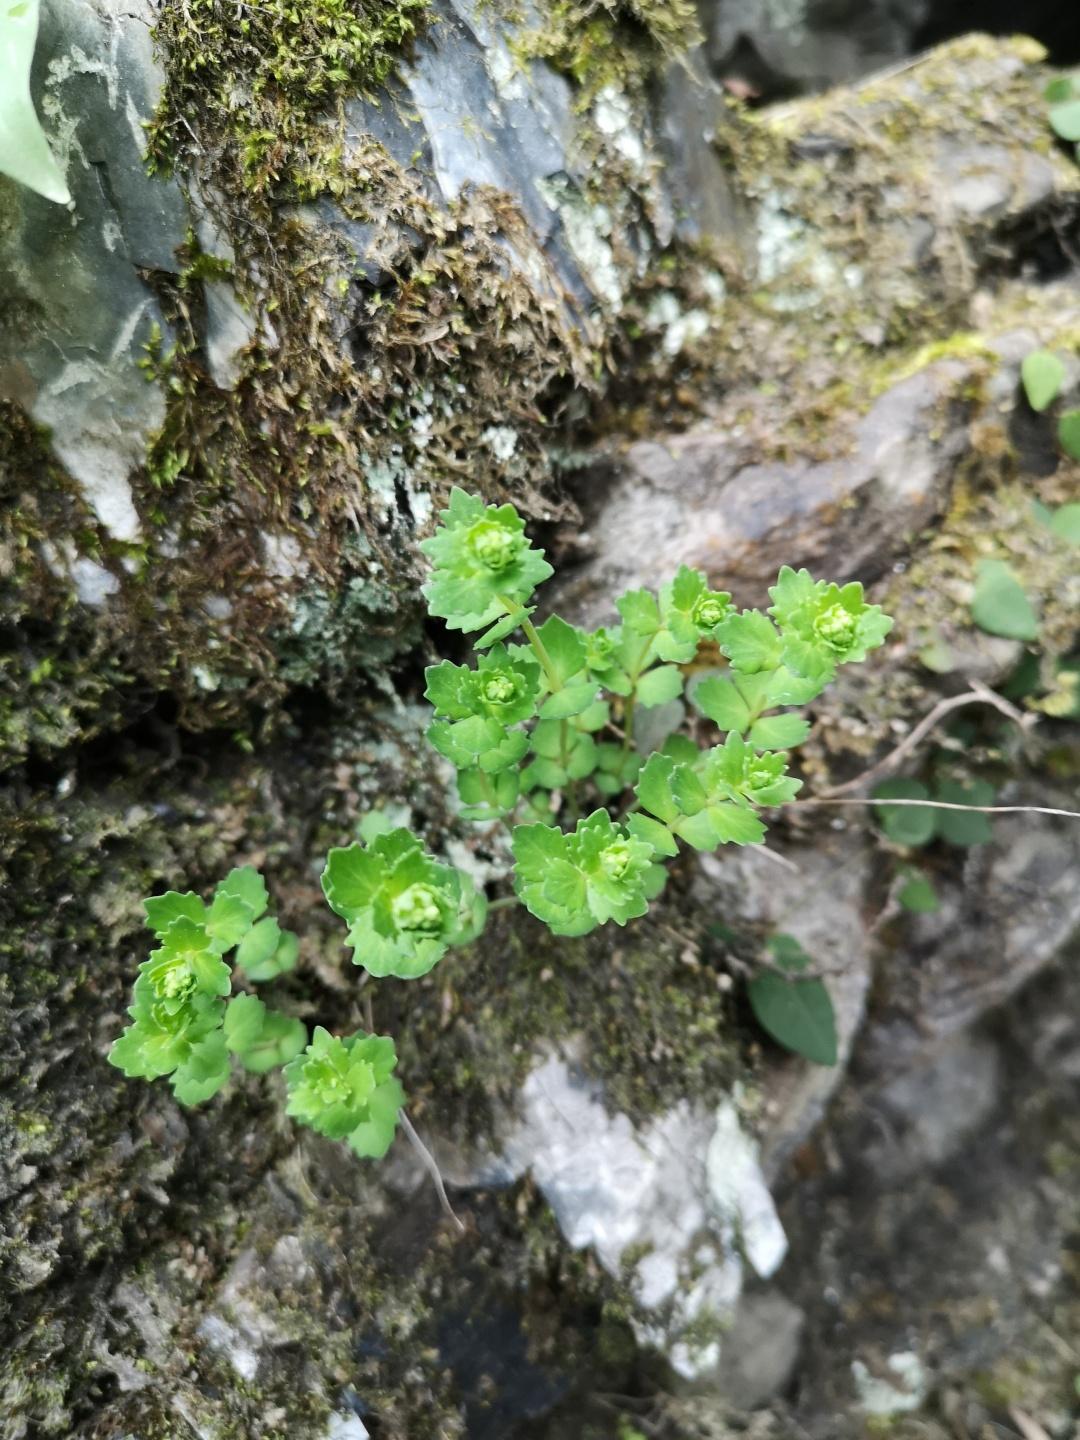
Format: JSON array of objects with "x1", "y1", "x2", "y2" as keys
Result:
[
  {"x1": 421, "y1": 488, "x2": 553, "y2": 635},
  {"x1": 170, "y1": 1029, "x2": 232, "y2": 1106},
  {"x1": 873, "y1": 778, "x2": 936, "y2": 847},
  {"x1": 144, "y1": 891, "x2": 205, "y2": 938},
  {"x1": 636, "y1": 664, "x2": 684, "y2": 708},
  {"x1": 237, "y1": 1011, "x2": 308, "y2": 1074},
  {"x1": 714, "y1": 609, "x2": 783, "y2": 674},
  {"x1": 224, "y1": 992, "x2": 267, "y2": 1053},
  {"x1": 747, "y1": 713, "x2": 810, "y2": 751},
  {"x1": 936, "y1": 779, "x2": 994, "y2": 847},
  {"x1": 215, "y1": 866, "x2": 269, "y2": 922},
  {"x1": 284, "y1": 1027, "x2": 405, "y2": 1157},
  {"x1": 235, "y1": 917, "x2": 300, "y2": 982}
]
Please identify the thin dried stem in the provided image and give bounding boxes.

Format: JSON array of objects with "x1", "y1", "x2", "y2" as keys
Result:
[
  {"x1": 789, "y1": 797, "x2": 1080, "y2": 821},
  {"x1": 399, "y1": 1112, "x2": 466, "y2": 1235},
  {"x1": 821, "y1": 683, "x2": 1034, "y2": 798}
]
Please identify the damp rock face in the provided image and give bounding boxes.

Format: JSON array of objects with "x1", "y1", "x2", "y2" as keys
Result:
[
  {"x1": 3, "y1": 0, "x2": 190, "y2": 544},
  {"x1": 2, "y1": 16, "x2": 1080, "y2": 1440},
  {"x1": 0, "y1": 0, "x2": 740, "y2": 766},
  {"x1": 556, "y1": 360, "x2": 972, "y2": 617}
]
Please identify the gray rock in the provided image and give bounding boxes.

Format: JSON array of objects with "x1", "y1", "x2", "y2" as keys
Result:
[
  {"x1": 702, "y1": 0, "x2": 931, "y2": 96},
  {"x1": 937, "y1": 141, "x2": 1056, "y2": 221},
  {"x1": 714, "y1": 1290, "x2": 805, "y2": 1409},
  {"x1": 862, "y1": 795, "x2": 1080, "y2": 1075},
  {"x1": 0, "y1": 0, "x2": 190, "y2": 540},
  {"x1": 557, "y1": 360, "x2": 969, "y2": 620},
  {"x1": 697, "y1": 828, "x2": 873, "y2": 1183},
  {"x1": 430, "y1": 1047, "x2": 788, "y2": 1381},
  {"x1": 860, "y1": 1031, "x2": 1002, "y2": 1182}
]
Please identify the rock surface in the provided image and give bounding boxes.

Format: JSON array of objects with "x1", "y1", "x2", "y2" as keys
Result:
[
  {"x1": 2, "y1": 12, "x2": 1080, "y2": 1440},
  {"x1": 557, "y1": 361, "x2": 971, "y2": 617}
]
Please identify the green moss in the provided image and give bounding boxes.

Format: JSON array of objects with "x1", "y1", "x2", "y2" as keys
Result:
[
  {"x1": 511, "y1": 0, "x2": 701, "y2": 99},
  {"x1": 146, "y1": 0, "x2": 431, "y2": 195}
]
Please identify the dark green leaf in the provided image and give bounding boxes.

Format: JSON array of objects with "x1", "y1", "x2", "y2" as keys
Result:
[
  {"x1": 1059, "y1": 409, "x2": 1080, "y2": 460},
  {"x1": 873, "y1": 778, "x2": 937, "y2": 847},
  {"x1": 971, "y1": 560, "x2": 1038, "y2": 642},
  {"x1": 748, "y1": 936, "x2": 837, "y2": 1066}
]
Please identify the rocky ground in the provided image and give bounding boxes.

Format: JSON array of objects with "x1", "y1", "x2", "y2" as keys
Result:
[{"x1": 2, "y1": 2, "x2": 1080, "y2": 1438}]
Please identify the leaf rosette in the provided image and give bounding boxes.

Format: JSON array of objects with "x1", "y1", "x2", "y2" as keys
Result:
[
  {"x1": 768, "y1": 567, "x2": 892, "y2": 679},
  {"x1": 322, "y1": 829, "x2": 470, "y2": 978},
  {"x1": 425, "y1": 645, "x2": 540, "y2": 772},
  {"x1": 420, "y1": 488, "x2": 553, "y2": 640},
  {"x1": 284, "y1": 1027, "x2": 405, "y2": 1158},
  {"x1": 512, "y1": 809, "x2": 660, "y2": 936}
]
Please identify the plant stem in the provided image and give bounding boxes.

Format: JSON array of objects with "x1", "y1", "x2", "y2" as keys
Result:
[
  {"x1": 621, "y1": 637, "x2": 655, "y2": 756},
  {"x1": 399, "y1": 1112, "x2": 465, "y2": 1234},
  {"x1": 519, "y1": 612, "x2": 560, "y2": 691},
  {"x1": 486, "y1": 894, "x2": 520, "y2": 913},
  {"x1": 788, "y1": 797, "x2": 1080, "y2": 820}
]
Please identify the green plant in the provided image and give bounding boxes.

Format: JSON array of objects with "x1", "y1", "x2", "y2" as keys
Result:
[
  {"x1": 747, "y1": 934, "x2": 838, "y2": 1067},
  {"x1": 1018, "y1": 344, "x2": 1080, "y2": 461},
  {"x1": 1044, "y1": 73, "x2": 1080, "y2": 154},
  {"x1": 109, "y1": 868, "x2": 307, "y2": 1104},
  {"x1": 111, "y1": 490, "x2": 894, "y2": 1155},
  {"x1": 0, "y1": 0, "x2": 71, "y2": 204}
]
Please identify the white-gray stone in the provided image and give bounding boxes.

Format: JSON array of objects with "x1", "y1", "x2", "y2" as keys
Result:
[{"x1": 489, "y1": 1050, "x2": 787, "y2": 1379}]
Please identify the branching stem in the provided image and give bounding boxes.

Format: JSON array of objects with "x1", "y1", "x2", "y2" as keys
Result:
[{"x1": 821, "y1": 682, "x2": 1034, "y2": 797}]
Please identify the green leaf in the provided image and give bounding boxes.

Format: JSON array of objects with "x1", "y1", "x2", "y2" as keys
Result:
[
  {"x1": 216, "y1": 866, "x2": 269, "y2": 922},
  {"x1": 635, "y1": 752, "x2": 679, "y2": 823},
  {"x1": 626, "y1": 812, "x2": 678, "y2": 858},
  {"x1": 204, "y1": 892, "x2": 256, "y2": 952},
  {"x1": 1044, "y1": 77, "x2": 1078, "y2": 103},
  {"x1": 539, "y1": 679, "x2": 599, "y2": 719},
  {"x1": 873, "y1": 778, "x2": 937, "y2": 847},
  {"x1": 144, "y1": 891, "x2": 204, "y2": 938},
  {"x1": 936, "y1": 779, "x2": 994, "y2": 847},
  {"x1": 237, "y1": 1012, "x2": 307, "y2": 1074},
  {"x1": 224, "y1": 992, "x2": 267, "y2": 1053},
  {"x1": 970, "y1": 559, "x2": 1038, "y2": 641},
  {"x1": 0, "y1": 0, "x2": 71, "y2": 204},
  {"x1": 534, "y1": 614, "x2": 587, "y2": 686},
  {"x1": 675, "y1": 804, "x2": 765, "y2": 850},
  {"x1": 1020, "y1": 349, "x2": 1065, "y2": 412},
  {"x1": 235, "y1": 916, "x2": 281, "y2": 973},
  {"x1": 636, "y1": 664, "x2": 684, "y2": 708},
  {"x1": 616, "y1": 588, "x2": 661, "y2": 638},
  {"x1": 238, "y1": 921, "x2": 299, "y2": 982},
  {"x1": 1049, "y1": 98, "x2": 1080, "y2": 141},
  {"x1": 748, "y1": 714, "x2": 811, "y2": 750},
  {"x1": 693, "y1": 675, "x2": 751, "y2": 732},
  {"x1": 898, "y1": 870, "x2": 939, "y2": 913},
  {"x1": 170, "y1": 1030, "x2": 231, "y2": 1106},
  {"x1": 322, "y1": 843, "x2": 382, "y2": 921},
  {"x1": 421, "y1": 489, "x2": 552, "y2": 635},
  {"x1": 715, "y1": 610, "x2": 782, "y2": 673},
  {"x1": 1059, "y1": 410, "x2": 1080, "y2": 460},
  {"x1": 1049, "y1": 503, "x2": 1080, "y2": 543},
  {"x1": 748, "y1": 936, "x2": 837, "y2": 1066}
]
